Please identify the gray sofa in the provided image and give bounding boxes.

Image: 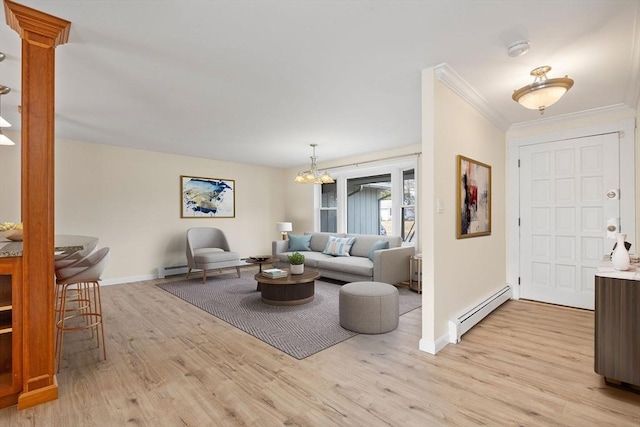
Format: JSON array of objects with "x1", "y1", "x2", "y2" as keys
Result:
[{"x1": 272, "y1": 232, "x2": 415, "y2": 285}]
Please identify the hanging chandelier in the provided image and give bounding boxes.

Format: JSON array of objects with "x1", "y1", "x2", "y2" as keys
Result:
[
  {"x1": 293, "y1": 144, "x2": 335, "y2": 184},
  {"x1": 512, "y1": 65, "x2": 574, "y2": 114}
]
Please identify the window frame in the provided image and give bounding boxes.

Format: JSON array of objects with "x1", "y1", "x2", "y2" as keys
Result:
[{"x1": 314, "y1": 156, "x2": 418, "y2": 246}]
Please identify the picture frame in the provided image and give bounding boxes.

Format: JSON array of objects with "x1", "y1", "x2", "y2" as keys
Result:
[
  {"x1": 456, "y1": 155, "x2": 491, "y2": 238},
  {"x1": 181, "y1": 175, "x2": 235, "y2": 218}
]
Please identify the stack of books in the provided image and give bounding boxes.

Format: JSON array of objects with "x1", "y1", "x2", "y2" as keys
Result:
[{"x1": 261, "y1": 268, "x2": 288, "y2": 279}]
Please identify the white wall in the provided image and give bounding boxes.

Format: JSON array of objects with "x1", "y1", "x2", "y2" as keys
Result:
[
  {"x1": 2, "y1": 135, "x2": 288, "y2": 284},
  {"x1": 420, "y1": 69, "x2": 507, "y2": 352}
]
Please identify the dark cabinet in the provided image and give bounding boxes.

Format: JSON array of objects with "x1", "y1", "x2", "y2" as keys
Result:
[{"x1": 594, "y1": 275, "x2": 640, "y2": 388}]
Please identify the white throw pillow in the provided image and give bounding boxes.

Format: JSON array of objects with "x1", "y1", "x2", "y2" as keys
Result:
[{"x1": 322, "y1": 236, "x2": 356, "y2": 257}]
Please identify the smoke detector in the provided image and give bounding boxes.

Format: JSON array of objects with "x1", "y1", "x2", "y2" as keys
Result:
[{"x1": 507, "y1": 40, "x2": 530, "y2": 57}]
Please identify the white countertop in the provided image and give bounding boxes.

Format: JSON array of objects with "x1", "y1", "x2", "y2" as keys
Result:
[{"x1": 596, "y1": 257, "x2": 640, "y2": 281}]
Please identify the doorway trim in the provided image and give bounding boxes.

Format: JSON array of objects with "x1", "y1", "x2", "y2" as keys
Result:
[{"x1": 507, "y1": 117, "x2": 636, "y2": 300}]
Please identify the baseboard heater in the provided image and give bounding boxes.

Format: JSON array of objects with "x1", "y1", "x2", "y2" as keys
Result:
[
  {"x1": 448, "y1": 285, "x2": 512, "y2": 344},
  {"x1": 157, "y1": 265, "x2": 188, "y2": 279}
]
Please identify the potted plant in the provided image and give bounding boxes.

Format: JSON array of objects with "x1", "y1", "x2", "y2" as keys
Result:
[{"x1": 287, "y1": 252, "x2": 305, "y2": 275}]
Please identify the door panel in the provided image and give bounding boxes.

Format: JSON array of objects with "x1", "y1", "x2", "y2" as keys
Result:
[{"x1": 519, "y1": 133, "x2": 619, "y2": 309}]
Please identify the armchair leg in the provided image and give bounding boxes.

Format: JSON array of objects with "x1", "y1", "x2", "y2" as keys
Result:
[
  {"x1": 202, "y1": 269, "x2": 207, "y2": 284},
  {"x1": 236, "y1": 266, "x2": 241, "y2": 278},
  {"x1": 186, "y1": 268, "x2": 192, "y2": 279}
]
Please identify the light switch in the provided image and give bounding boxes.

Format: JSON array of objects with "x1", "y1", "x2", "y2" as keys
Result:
[{"x1": 436, "y1": 198, "x2": 444, "y2": 213}]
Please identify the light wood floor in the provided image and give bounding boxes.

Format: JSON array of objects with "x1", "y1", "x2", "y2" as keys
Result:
[{"x1": 1, "y1": 273, "x2": 639, "y2": 426}]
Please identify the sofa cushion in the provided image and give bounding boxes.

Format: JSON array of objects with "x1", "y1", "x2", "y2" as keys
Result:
[
  {"x1": 368, "y1": 240, "x2": 390, "y2": 261},
  {"x1": 194, "y1": 249, "x2": 239, "y2": 264},
  {"x1": 323, "y1": 236, "x2": 356, "y2": 257},
  {"x1": 277, "y1": 250, "x2": 331, "y2": 268},
  {"x1": 317, "y1": 256, "x2": 373, "y2": 277},
  {"x1": 346, "y1": 234, "x2": 382, "y2": 258},
  {"x1": 288, "y1": 234, "x2": 312, "y2": 251},
  {"x1": 306, "y1": 232, "x2": 346, "y2": 252}
]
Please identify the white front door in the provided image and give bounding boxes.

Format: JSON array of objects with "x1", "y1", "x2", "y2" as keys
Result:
[{"x1": 519, "y1": 133, "x2": 620, "y2": 309}]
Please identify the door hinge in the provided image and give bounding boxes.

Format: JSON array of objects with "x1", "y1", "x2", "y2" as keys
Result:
[
  {"x1": 518, "y1": 277, "x2": 521, "y2": 285},
  {"x1": 518, "y1": 218, "x2": 521, "y2": 226},
  {"x1": 518, "y1": 159, "x2": 520, "y2": 167}
]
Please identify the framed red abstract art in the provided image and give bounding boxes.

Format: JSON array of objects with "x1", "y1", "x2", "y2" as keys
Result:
[{"x1": 456, "y1": 155, "x2": 491, "y2": 238}]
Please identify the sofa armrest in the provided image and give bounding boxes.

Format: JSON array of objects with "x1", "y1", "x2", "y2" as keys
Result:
[
  {"x1": 272, "y1": 240, "x2": 289, "y2": 257},
  {"x1": 373, "y1": 245, "x2": 415, "y2": 284}
]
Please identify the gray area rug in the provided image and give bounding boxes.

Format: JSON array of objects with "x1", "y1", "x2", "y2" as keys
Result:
[{"x1": 156, "y1": 271, "x2": 422, "y2": 359}]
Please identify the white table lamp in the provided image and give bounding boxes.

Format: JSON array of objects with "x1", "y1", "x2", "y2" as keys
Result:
[{"x1": 276, "y1": 222, "x2": 293, "y2": 240}]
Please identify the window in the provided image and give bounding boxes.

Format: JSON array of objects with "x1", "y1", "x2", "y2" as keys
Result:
[
  {"x1": 319, "y1": 182, "x2": 337, "y2": 232},
  {"x1": 346, "y1": 174, "x2": 391, "y2": 236},
  {"x1": 317, "y1": 158, "x2": 417, "y2": 245},
  {"x1": 401, "y1": 169, "x2": 416, "y2": 242}
]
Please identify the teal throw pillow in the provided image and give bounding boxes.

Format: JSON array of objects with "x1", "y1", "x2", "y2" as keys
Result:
[
  {"x1": 368, "y1": 240, "x2": 390, "y2": 261},
  {"x1": 323, "y1": 236, "x2": 356, "y2": 257},
  {"x1": 288, "y1": 234, "x2": 312, "y2": 251}
]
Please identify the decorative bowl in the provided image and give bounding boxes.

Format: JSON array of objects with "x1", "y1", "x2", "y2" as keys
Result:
[
  {"x1": 250, "y1": 255, "x2": 271, "y2": 262},
  {"x1": 1, "y1": 229, "x2": 23, "y2": 241}
]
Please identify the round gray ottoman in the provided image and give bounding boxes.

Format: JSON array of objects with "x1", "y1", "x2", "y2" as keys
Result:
[{"x1": 339, "y1": 281, "x2": 399, "y2": 334}]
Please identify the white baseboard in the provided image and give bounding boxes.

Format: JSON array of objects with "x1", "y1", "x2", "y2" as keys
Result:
[
  {"x1": 418, "y1": 332, "x2": 449, "y2": 355},
  {"x1": 100, "y1": 274, "x2": 157, "y2": 286},
  {"x1": 448, "y1": 285, "x2": 512, "y2": 344}
]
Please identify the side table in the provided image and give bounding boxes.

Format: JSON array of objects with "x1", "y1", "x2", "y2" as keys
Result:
[
  {"x1": 409, "y1": 254, "x2": 422, "y2": 293},
  {"x1": 246, "y1": 257, "x2": 275, "y2": 272}
]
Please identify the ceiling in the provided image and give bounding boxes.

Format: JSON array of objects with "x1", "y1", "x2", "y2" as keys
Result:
[{"x1": 0, "y1": 1, "x2": 638, "y2": 168}]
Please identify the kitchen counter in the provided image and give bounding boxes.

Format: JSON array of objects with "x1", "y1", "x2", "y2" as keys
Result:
[
  {"x1": 0, "y1": 235, "x2": 98, "y2": 258},
  {"x1": 596, "y1": 257, "x2": 640, "y2": 281},
  {"x1": 594, "y1": 256, "x2": 640, "y2": 391}
]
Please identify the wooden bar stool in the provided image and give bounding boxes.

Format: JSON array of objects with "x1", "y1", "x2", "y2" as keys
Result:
[{"x1": 54, "y1": 247, "x2": 110, "y2": 373}]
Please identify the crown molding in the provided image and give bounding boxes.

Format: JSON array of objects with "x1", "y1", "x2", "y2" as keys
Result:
[
  {"x1": 433, "y1": 63, "x2": 510, "y2": 131},
  {"x1": 508, "y1": 103, "x2": 635, "y2": 133}
]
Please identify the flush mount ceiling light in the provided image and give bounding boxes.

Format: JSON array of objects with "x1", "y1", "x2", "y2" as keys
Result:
[
  {"x1": 293, "y1": 143, "x2": 335, "y2": 184},
  {"x1": 512, "y1": 65, "x2": 574, "y2": 114}
]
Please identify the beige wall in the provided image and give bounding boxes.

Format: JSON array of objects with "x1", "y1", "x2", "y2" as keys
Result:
[
  {"x1": 281, "y1": 144, "x2": 422, "y2": 235},
  {"x1": 0, "y1": 129, "x2": 20, "y2": 223},
  {"x1": 2, "y1": 135, "x2": 288, "y2": 283},
  {"x1": 421, "y1": 69, "x2": 507, "y2": 349},
  {"x1": 2, "y1": 134, "x2": 424, "y2": 284}
]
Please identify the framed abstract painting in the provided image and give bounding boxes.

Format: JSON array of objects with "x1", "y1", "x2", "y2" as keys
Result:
[
  {"x1": 181, "y1": 175, "x2": 235, "y2": 218},
  {"x1": 456, "y1": 155, "x2": 491, "y2": 238}
]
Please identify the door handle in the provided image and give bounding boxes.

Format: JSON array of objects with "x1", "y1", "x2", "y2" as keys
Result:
[{"x1": 606, "y1": 218, "x2": 620, "y2": 239}]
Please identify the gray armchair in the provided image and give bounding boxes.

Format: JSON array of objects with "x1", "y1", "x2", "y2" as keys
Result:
[{"x1": 186, "y1": 227, "x2": 241, "y2": 283}]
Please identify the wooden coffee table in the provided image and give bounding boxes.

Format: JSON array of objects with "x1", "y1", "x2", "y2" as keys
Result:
[{"x1": 254, "y1": 269, "x2": 320, "y2": 306}]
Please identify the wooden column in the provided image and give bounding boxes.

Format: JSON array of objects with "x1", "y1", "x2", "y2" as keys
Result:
[{"x1": 3, "y1": 0, "x2": 70, "y2": 409}]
